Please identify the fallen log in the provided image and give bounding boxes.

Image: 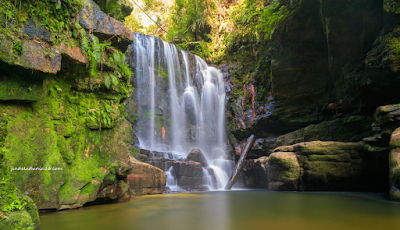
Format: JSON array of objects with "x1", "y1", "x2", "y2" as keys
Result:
[{"x1": 225, "y1": 134, "x2": 256, "y2": 190}]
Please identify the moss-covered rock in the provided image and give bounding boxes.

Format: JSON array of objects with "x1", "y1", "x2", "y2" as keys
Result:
[
  {"x1": 266, "y1": 152, "x2": 300, "y2": 191},
  {"x1": 389, "y1": 128, "x2": 400, "y2": 201},
  {"x1": 0, "y1": 210, "x2": 35, "y2": 230},
  {"x1": 276, "y1": 116, "x2": 372, "y2": 147},
  {"x1": 258, "y1": 141, "x2": 389, "y2": 191},
  {"x1": 18, "y1": 195, "x2": 40, "y2": 230}
]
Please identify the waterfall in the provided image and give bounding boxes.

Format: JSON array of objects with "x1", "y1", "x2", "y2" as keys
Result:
[{"x1": 129, "y1": 33, "x2": 233, "y2": 190}]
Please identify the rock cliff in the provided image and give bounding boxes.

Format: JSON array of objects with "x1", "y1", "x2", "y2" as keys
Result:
[{"x1": 0, "y1": 0, "x2": 166, "y2": 228}]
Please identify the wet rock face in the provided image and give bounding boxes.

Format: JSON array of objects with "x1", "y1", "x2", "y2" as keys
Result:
[
  {"x1": 186, "y1": 148, "x2": 209, "y2": 167},
  {"x1": 270, "y1": 0, "x2": 383, "y2": 127},
  {"x1": 173, "y1": 161, "x2": 203, "y2": 188},
  {"x1": 249, "y1": 138, "x2": 277, "y2": 158},
  {"x1": 234, "y1": 138, "x2": 277, "y2": 159}
]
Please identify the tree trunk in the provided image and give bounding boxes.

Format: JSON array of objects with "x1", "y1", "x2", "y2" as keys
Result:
[{"x1": 225, "y1": 134, "x2": 256, "y2": 190}]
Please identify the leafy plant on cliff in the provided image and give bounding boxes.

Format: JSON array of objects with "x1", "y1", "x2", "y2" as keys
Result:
[
  {"x1": 12, "y1": 40, "x2": 23, "y2": 56},
  {"x1": 74, "y1": 23, "x2": 132, "y2": 90},
  {"x1": 258, "y1": 3, "x2": 289, "y2": 39}
]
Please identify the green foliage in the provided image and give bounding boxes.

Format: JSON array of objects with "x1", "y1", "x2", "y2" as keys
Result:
[
  {"x1": 258, "y1": 3, "x2": 289, "y2": 39},
  {"x1": 0, "y1": 117, "x2": 25, "y2": 214},
  {"x1": 87, "y1": 101, "x2": 117, "y2": 129},
  {"x1": 12, "y1": 40, "x2": 23, "y2": 56},
  {"x1": 93, "y1": 0, "x2": 130, "y2": 21},
  {"x1": 104, "y1": 75, "x2": 111, "y2": 89},
  {"x1": 168, "y1": 0, "x2": 210, "y2": 43},
  {"x1": 0, "y1": 148, "x2": 27, "y2": 213},
  {"x1": 74, "y1": 25, "x2": 131, "y2": 89},
  {"x1": 389, "y1": 34, "x2": 400, "y2": 55},
  {"x1": 0, "y1": 0, "x2": 83, "y2": 44},
  {"x1": 384, "y1": 0, "x2": 400, "y2": 13}
]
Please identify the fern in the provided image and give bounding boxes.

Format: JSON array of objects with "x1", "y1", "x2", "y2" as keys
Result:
[
  {"x1": 112, "y1": 51, "x2": 121, "y2": 63},
  {"x1": 110, "y1": 73, "x2": 118, "y2": 86},
  {"x1": 257, "y1": 3, "x2": 290, "y2": 39},
  {"x1": 104, "y1": 75, "x2": 111, "y2": 89},
  {"x1": 88, "y1": 50, "x2": 97, "y2": 77},
  {"x1": 75, "y1": 28, "x2": 132, "y2": 90}
]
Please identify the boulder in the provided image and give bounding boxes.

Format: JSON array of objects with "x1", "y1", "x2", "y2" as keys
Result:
[
  {"x1": 266, "y1": 152, "x2": 300, "y2": 191},
  {"x1": 186, "y1": 148, "x2": 209, "y2": 167},
  {"x1": 282, "y1": 141, "x2": 387, "y2": 191},
  {"x1": 0, "y1": 210, "x2": 36, "y2": 230},
  {"x1": 374, "y1": 104, "x2": 400, "y2": 133},
  {"x1": 240, "y1": 158, "x2": 268, "y2": 188},
  {"x1": 173, "y1": 161, "x2": 202, "y2": 178},
  {"x1": 98, "y1": 180, "x2": 130, "y2": 200},
  {"x1": 173, "y1": 161, "x2": 203, "y2": 188},
  {"x1": 389, "y1": 127, "x2": 400, "y2": 201},
  {"x1": 125, "y1": 157, "x2": 167, "y2": 196},
  {"x1": 247, "y1": 140, "x2": 388, "y2": 191}
]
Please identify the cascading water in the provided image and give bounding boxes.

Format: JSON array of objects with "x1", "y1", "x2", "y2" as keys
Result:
[{"x1": 129, "y1": 33, "x2": 233, "y2": 191}]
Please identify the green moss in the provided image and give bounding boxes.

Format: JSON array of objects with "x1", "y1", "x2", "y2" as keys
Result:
[
  {"x1": 0, "y1": 116, "x2": 7, "y2": 145},
  {"x1": 0, "y1": 210, "x2": 35, "y2": 230},
  {"x1": 56, "y1": 179, "x2": 84, "y2": 205},
  {"x1": 307, "y1": 153, "x2": 351, "y2": 162},
  {"x1": 18, "y1": 195, "x2": 40, "y2": 230},
  {"x1": 0, "y1": 59, "x2": 134, "y2": 208},
  {"x1": 80, "y1": 181, "x2": 98, "y2": 197},
  {"x1": 269, "y1": 155, "x2": 292, "y2": 169},
  {"x1": 57, "y1": 136, "x2": 75, "y2": 164}
]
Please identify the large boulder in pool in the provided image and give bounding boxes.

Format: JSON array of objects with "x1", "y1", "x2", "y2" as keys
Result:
[
  {"x1": 389, "y1": 127, "x2": 400, "y2": 201},
  {"x1": 173, "y1": 161, "x2": 203, "y2": 189},
  {"x1": 249, "y1": 141, "x2": 389, "y2": 192},
  {"x1": 276, "y1": 141, "x2": 388, "y2": 191},
  {"x1": 125, "y1": 157, "x2": 167, "y2": 196},
  {"x1": 266, "y1": 152, "x2": 300, "y2": 191},
  {"x1": 186, "y1": 148, "x2": 209, "y2": 167}
]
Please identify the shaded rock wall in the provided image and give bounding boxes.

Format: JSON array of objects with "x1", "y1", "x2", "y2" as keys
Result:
[
  {"x1": 225, "y1": 0, "x2": 400, "y2": 201},
  {"x1": 226, "y1": 0, "x2": 385, "y2": 141}
]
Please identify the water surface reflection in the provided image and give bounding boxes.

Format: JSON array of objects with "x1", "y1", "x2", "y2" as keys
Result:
[{"x1": 40, "y1": 190, "x2": 400, "y2": 230}]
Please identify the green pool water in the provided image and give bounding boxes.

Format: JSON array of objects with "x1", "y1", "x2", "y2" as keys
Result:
[{"x1": 40, "y1": 190, "x2": 400, "y2": 230}]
